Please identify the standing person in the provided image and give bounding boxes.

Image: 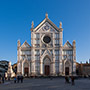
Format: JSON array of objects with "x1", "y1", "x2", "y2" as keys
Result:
[
  {"x1": 2, "y1": 76, "x2": 4, "y2": 83},
  {"x1": 65, "y1": 76, "x2": 67, "y2": 83},
  {"x1": 71, "y1": 76, "x2": 75, "y2": 85},
  {"x1": 17, "y1": 76, "x2": 20, "y2": 83},
  {"x1": 0, "y1": 75, "x2": 2, "y2": 83},
  {"x1": 21, "y1": 75, "x2": 23, "y2": 83},
  {"x1": 8, "y1": 76, "x2": 10, "y2": 81},
  {"x1": 14, "y1": 76, "x2": 17, "y2": 83},
  {"x1": 67, "y1": 76, "x2": 70, "y2": 83}
]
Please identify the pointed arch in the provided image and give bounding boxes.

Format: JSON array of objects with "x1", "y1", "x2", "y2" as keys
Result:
[
  {"x1": 41, "y1": 50, "x2": 52, "y2": 62},
  {"x1": 64, "y1": 59, "x2": 72, "y2": 75}
]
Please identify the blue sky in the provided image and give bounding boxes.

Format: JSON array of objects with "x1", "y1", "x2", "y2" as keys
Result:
[{"x1": 0, "y1": 0, "x2": 90, "y2": 64}]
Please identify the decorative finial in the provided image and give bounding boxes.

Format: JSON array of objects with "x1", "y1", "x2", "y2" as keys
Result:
[
  {"x1": 18, "y1": 39, "x2": 21, "y2": 47},
  {"x1": 31, "y1": 21, "x2": 34, "y2": 29},
  {"x1": 59, "y1": 22, "x2": 62, "y2": 28},
  {"x1": 73, "y1": 40, "x2": 76, "y2": 47},
  {"x1": 45, "y1": 13, "x2": 48, "y2": 19}
]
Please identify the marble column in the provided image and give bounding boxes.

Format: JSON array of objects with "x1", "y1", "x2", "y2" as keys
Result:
[
  {"x1": 31, "y1": 49, "x2": 35, "y2": 76},
  {"x1": 59, "y1": 30, "x2": 63, "y2": 75},
  {"x1": 40, "y1": 61, "x2": 43, "y2": 75},
  {"x1": 28, "y1": 61, "x2": 30, "y2": 76},
  {"x1": 51, "y1": 62, "x2": 55, "y2": 75},
  {"x1": 72, "y1": 40, "x2": 76, "y2": 74},
  {"x1": 51, "y1": 50, "x2": 55, "y2": 75}
]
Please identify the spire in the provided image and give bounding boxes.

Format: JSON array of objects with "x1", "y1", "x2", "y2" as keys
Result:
[
  {"x1": 31, "y1": 21, "x2": 34, "y2": 29},
  {"x1": 45, "y1": 13, "x2": 48, "y2": 19},
  {"x1": 17, "y1": 40, "x2": 21, "y2": 47},
  {"x1": 59, "y1": 22, "x2": 62, "y2": 28},
  {"x1": 73, "y1": 40, "x2": 76, "y2": 47}
]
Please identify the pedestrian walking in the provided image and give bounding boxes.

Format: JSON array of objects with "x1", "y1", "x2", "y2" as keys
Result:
[
  {"x1": 71, "y1": 76, "x2": 75, "y2": 85},
  {"x1": 65, "y1": 76, "x2": 70, "y2": 83}
]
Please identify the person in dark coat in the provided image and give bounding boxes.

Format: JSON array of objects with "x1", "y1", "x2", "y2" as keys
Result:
[
  {"x1": 2, "y1": 76, "x2": 4, "y2": 83},
  {"x1": 65, "y1": 76, "x2": 70, "y2": 83},
  {"x1": 71, "y1": 76, "x2": 75, "y2": 85},
  {"x1": 17, "y1": 76, "x2": 20, "y2": 83},
  {"x1": 21, "y1": 75, "x2": 23, "y2": 83}
]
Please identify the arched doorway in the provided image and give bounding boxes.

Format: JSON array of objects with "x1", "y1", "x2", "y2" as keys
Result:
[
  {"x1": 43, "y1": 56, "x2": 51, "y2": 76},
  {"x1": 65, "y1": 67, "x2": 69, "y2": 75},
  {"x1": 65, "y1": 61, "x2": 70, "y2": 75},
  {"x1": 24, "y1": 61, "x2": 29, "y2": 77}
]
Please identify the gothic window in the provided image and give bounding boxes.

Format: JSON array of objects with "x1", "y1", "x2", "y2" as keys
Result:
[
  {"x1": 55, "y1": 56, "x2": 59, "y2": 60},
  {"x1": 42, "y1": 50, "x2": 45, "y2": 55},
  {"x1": 55, "y1": 39, "x2": 59, "y2": 44},
  {"x1": 55, "y1": 62, "x2": 59, "y2": 73},
  {"x1": 50, "y1": 50, "x2": 53, "y2": 55},
  {"x1": 63, "y1": 55, "x2": 66, "y2": 60},
  {"x1": 43, "y1": 35, "x2": 51, "y2": 44},
  {"x1": 36, "y1": 33, "x2": 39, "y2": 38},
  {"x1": 35, "y1": 50, "x2": 39, "y2": 55},
  {"x1": 35, "y1": 56, "x2": 39, "y2": 60},
  {"x1": 55, "y1": 33, "x2": 59, "y2": 38},
  {"x1": 55, "y1": 50, "x2": 59, "y2": 55}
]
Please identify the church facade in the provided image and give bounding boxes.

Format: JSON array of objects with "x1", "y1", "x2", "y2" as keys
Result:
[{"x1": 17, "y1": 14, "x2": 76, "y2": 76}]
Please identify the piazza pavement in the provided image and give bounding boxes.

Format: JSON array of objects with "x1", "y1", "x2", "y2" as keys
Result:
[{"x1": 0, "y1": 78, "x2": 90, "y2": 90}]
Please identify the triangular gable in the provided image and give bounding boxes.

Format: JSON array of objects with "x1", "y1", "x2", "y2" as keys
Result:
[
  {"x1": 21, "y1": 41, "x2": 31, "y2": 48},
  {"x1": 33, "y1": 18, "x2": 60, "y2": 32},
  {"x1": 43, "y1": 49, "x2": 51, "y2": 56},
  {"x1": 64, "y1": 41, "x2": 72, "y2": 48}
]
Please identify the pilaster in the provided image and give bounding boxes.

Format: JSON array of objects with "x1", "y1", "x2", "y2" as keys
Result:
[{"x1": 31, "y1": 48, "x2": 35, "y2": 76}]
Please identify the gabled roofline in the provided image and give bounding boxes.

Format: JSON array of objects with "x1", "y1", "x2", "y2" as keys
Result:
[
  {"x1": 31, "y1": 15, "x2": 63, "y2": 32},
  {"x1": 21, "y1": 41, "x2": 31, "y2": 48},
  {"x1": 63, "y1": 41, "x2": 73, "y2": 48}
]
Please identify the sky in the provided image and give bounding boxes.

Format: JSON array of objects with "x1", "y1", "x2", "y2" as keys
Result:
[{"x1": 0, "y1": 0, "x2": 90, "y2": 64}]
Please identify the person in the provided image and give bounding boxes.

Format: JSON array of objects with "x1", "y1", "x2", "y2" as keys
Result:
[
  {"x1": 14, "y1": 76, "x2": 17, "y2": 83},
  {"x1": 17, "y1": 76, "x2": 20, "y2": 83},
  {"x1": 65, "y1": 76, "x2": 70, "y2": 83},
  {"x1": 2, "y1": 76, "x2": 4, "y2": 83},
  {"x1": 21, "y1": 75, "x2": 23, "y2": 83},
  {"x1": 67, "y1": 76, "x2": 70, "y2": 83},
  {"x1": 0, "y1": 76, "x2": 2, "y2": 84},
  {"x1": 8, "y1": 76, "x2": 10, "y2": 81},
  {"x1": 71, "y1": 76, "x2": 75, "y2": 85},
  {"x1": 65, "y1": 76, "x2": 67, "y2": 83}
]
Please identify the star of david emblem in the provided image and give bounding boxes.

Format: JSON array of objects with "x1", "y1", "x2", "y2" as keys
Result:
[{"x1": 44, "y1": 25, "x2": 49, "y2": 31}]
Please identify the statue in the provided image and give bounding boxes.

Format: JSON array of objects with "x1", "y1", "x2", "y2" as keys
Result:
[
  {"x1": 45, "y1": 13, "x2": 48, "y2": 19},
  {"x1": 5, "y1": 62, "x2": 15, "y2": 78},
  {"x1": 59, "y1": 22, "x2": 62, "y2": 28},
  {"x1": 31, "y1": 21, "x2": 34, "y2": 29}
]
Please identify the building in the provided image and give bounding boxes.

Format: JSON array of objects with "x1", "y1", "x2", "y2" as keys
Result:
[
  {"x1": 17, "y1": 13, "x2": 76, "y2": 76},
  {"x1": 76, "y1": 62, "x2": 90, "y2": 76},
  {"x1": 0, "y1": 60, "x2": 9, "y2": 76}
]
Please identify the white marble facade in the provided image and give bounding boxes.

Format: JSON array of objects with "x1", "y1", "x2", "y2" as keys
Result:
[{"x1": 17, "y1": 14, "x2": 76, "y2": 76}]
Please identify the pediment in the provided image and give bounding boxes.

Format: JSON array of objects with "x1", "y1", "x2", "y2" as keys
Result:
[
  {"x1": 43, "y1": 49, "x2": 51, "y2": 56},
  {"x1": 64, "y1": 41, "x2": 72, "y2": 48},
  {"x1": 21, "y1": 41, "x2": 31, "y2": 48},
  {"x1": 33, "y1": 18, "x2": 60, "y2": 32}
]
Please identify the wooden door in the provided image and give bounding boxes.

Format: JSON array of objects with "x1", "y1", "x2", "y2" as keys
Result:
[
  {"x1": 45, "y1": 65, "x2": 50, "y2": 76},
  {"x1": 24, "y1": 67, "x2": 29, "y2": 76},
  {"x1": 65, "y1": 67, "x2": 69, "y2": 75}
]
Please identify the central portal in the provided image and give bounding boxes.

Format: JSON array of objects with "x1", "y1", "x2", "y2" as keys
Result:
[
  {"x1": 43, "y1": 56, "x2": 51, "y2": 76},
  {"x1": 45, "y1": 65, "x2": 50, "y2": 75}
]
